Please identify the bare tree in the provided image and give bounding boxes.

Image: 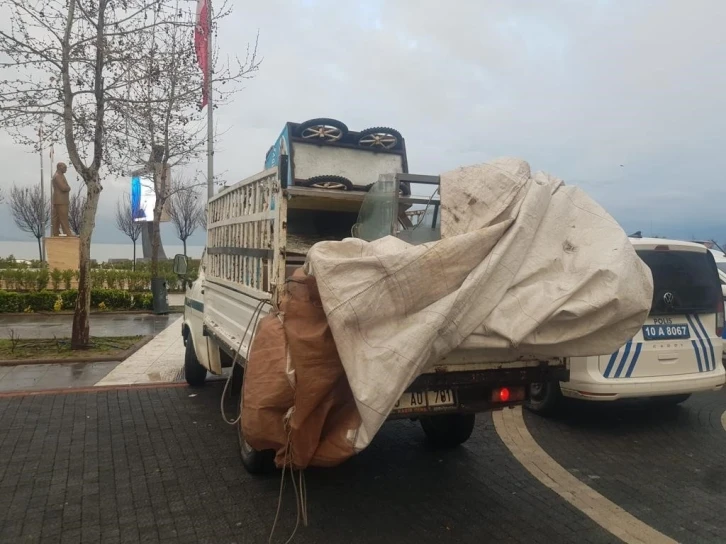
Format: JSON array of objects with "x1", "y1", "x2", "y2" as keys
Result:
[
  {"x1": 114, "y1": 3, "x2": 260, "y2": 278},
  {"x1": 10, "y1": 184, "x2": 50, "y2": 261},
  {"x1": 68, "y1": 184, "x2": 86, "y2": 236},
  {"x1": 0, "y1": 187, "x2": 5, "y2": 204},
  {"x1": 0, "y1": 0, "x2": 200, "y2": 348},
  {"x1": 168, "y1": 178, "x2": 204, "y2": 257},
  {"x1": 198, "y1": 203, "x2": 207, "y2": 230},
  {"x1": 115, "y1": 194, "x2": 143, "y2": 270}
]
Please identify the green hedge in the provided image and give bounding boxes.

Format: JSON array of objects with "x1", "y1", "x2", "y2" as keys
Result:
[
  {"x1": 0, "y1": 289, "x2": 155, "y2": 313},
  {"x1": 0, "y1": 267, "x2": 198, "y2": 293}
]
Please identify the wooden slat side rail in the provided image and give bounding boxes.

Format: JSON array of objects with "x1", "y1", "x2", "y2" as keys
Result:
[{"x1": 206, "y1": 169, "x2": 281, "y2": 297}]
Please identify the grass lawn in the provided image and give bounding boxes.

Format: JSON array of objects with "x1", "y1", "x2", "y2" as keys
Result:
[{"x1": 0, "y1": 336, "x2": 143, "y2": 361}]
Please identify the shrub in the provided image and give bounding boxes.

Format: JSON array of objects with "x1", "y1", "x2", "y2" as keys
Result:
[
  {"x1": 10, "y1": 269, "x2": 25, "y2": 290},
  {"x1": 134, "y1": 293, "x2": 154, "y2": 310},
  {"x1": 0, "y1": 289, "x2": 158, "y2": 312},
  {"x1": 91, "y1": 289, "x2": 132, "y2": 310},
  {"x1": 61, "y1": 269, "x2": 74, "y2": 290},
  {"x1": 36, "y1": 269, "x2": 50, "y2": 291},
  {"x1": 50, "y1": 269, "x2": 62, "y2": 291},
  {"x1": 60, "y1": 290, "x2": 77, "y2": 309},
  {"x1": 0, "y1": 291, "x2": 22, "y2": 312},
  {"x1": 92, "y1": 269, "x2": 106, "y2": 289}
]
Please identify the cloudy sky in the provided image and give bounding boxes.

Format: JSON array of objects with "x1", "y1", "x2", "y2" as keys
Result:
[{"x1": 1, "y1": 0, "x2": 725, "y2": 254}]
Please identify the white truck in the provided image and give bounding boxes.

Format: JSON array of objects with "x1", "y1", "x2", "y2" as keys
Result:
[{"x1": 174, "y1": 119, "x2": 569, "y2": 473}]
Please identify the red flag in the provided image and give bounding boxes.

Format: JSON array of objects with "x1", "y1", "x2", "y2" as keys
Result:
[{"x1": 195, "y1": 0, "x2": 210, "y2": 108}]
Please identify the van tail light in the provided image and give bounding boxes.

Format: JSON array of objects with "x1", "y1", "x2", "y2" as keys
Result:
[{"x1": 717, "y1": 297, "x2": 724, "y2": 338}]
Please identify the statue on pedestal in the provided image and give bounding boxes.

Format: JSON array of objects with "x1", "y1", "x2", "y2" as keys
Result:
[{"x1": 51, "y1": 162, "x2": 72, "y2": 237}]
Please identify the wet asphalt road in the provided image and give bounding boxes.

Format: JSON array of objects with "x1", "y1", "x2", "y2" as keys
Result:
[{"x1": 0, "y1": 313, "x2": 181, "y2": 340}]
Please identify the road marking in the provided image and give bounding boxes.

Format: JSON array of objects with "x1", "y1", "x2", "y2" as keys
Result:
[
  {"x1": 493, "y1": 407, "x2": 677, "y2": 544},
  {"x1": 721, "y1": 410, "x2": 726, "y2": 432}
]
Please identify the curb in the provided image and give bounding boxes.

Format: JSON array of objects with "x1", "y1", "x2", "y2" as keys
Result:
[
  {"x1": 0, "y1": 309, "x2": 183, "y2": 317},
  {"x1": 0, "y1": 381, "x2": 190, "y2": 398},
  {"x1": 0, "y1": 334, "x2": 154, "y2": 367}
]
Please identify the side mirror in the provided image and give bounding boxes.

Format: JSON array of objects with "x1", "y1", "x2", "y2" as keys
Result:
[{"x1": 173, "y1": 254, "x2": 188, "y2": 276}]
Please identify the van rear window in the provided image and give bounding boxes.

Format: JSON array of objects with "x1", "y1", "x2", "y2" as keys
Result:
[{"x1": 636, "y1": 250, "x2": 720, "y2": 315}]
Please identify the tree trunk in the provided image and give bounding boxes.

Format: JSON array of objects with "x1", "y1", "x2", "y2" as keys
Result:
[
  {"x1": 132, "y1": 240, "x2": 136, "y2": 271},
  {"x1": 151, "y1": 213, "x2": 162, "y2": 277},
  {"x1": 71, "y1": 174, "x2": 102, "y2": 349},
  {"x1": 150, "y1": 166, "x2": 165, "y2": 278},
  {"x1": 36, "y1": 236, "x2": 43, "y2": 262},
  {"x1": 183, "y1": 238, "x2": 187, "y2": 258}
]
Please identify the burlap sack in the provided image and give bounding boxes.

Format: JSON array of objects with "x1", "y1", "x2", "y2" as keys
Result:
[
  {"x1": 241, "y1": 269, "x2": 361, "y2": 469},
  {"x1": 282, "y1": 269, "x2": 361, "y2": 468},
  {"x1": 241, "y1": 313, "x2": 294, "y2": 453}
]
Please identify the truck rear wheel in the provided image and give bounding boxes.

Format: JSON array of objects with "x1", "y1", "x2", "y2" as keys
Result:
[
  {"x1": 184, "y1": 337, "x2": 207, "y2": 387},
  {"x1": 525, "y1": 381, "x2": 562, "y2": 415},
  {"x1": 238, "y1": 425, "x2": 276, "y2": 475},
  {"x1": 420, "y1": 413, "x2": 475, "y2": 448},
  {"x1": 237, "y1": 381, "x2": 275, "y2": 474}
]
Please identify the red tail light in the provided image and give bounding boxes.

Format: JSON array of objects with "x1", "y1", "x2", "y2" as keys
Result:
[
  {"x1": 491, "y1": 386, "x2": 525, "y2": 403},
  {"x1": 717, "y1": 297, "x2": 724, "y2": 337}
]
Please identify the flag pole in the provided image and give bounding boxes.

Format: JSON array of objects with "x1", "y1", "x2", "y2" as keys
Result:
[
  {"x1": 206, "y1": 0, "x2": 214, "y2": 199},
  {"x1": 39, "y1": 124, "x2": 46, "y2": 261}
]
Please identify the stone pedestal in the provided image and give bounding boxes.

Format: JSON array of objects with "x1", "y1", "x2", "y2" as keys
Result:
[{"x1": 44, "y1": 236, "x2": 80, "y2": 271}]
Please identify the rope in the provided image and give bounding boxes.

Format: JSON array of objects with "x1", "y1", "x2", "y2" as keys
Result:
[{"x1": 219, "y1": 297, "x2": 270, "y2": 425}]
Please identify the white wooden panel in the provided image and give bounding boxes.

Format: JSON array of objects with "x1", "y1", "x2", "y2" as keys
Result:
[
  {"x1": 292, "y1": 142, "x2": 404, "y2": 187},
  {"x1": 206, "y1": 168, "x2": 281, "y2": 299}
]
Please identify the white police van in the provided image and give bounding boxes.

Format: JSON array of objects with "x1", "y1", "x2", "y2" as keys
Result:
[{"x1": 527, "y1": 237, "x2": 725, "y2": 413}]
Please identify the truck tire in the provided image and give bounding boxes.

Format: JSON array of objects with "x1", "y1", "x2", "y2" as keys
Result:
[
  {"x1": 300, "y1": 175, "x2": 352, "y2": 191},
  {"x1": 184, "y1": 337, "x2": 207, "y2": 387},
  {"x1": 357, "y1": 127, "x2": 402, "y2": 150},
  {"x1": 525, "y1": 381, "x2": 562, "y2": 416},
  {"x1": 238, "y1": 425, "x2": 276, "y2": 475},
  {"x1": 420, "y1": 413, "x2": 475, "y2": 448},
  {"x1": 298, "y1": 118, "x2": 348, "y2": 142},
  {"x1": 237, "y1": 382, "x2": 276, "y2": 474}
]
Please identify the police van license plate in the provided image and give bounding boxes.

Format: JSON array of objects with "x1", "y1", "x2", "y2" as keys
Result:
[
  {"x1": 642, "y1": 324, "x2": 690, "y2": 340},
  {"x1": 393, "y1": 389, "x2": 455, "y2": 412}
]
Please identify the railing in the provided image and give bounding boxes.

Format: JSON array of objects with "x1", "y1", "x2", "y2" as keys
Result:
[{"x1": 205, "y1": 167, "x2": 286, "y2": 301}]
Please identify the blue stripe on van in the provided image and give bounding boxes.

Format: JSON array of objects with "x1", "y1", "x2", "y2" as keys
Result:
[
  {"x1": 613, "y1": 341, "x2": 633, "y2": 378},
  {"x1": 624, "y1": 343, "x2": 643, "y2": 378},
  {"x1": 691, "y1": 340, "x2": 704, "y2": 372},
  {"x1": 694, "y1": 314, "x2": 715, "y2": 372},
  {"x1": 686, "y1": 314, "x2": 709, "y2": 371},
  {"x1": 603, "y1": 349, "x2": 620, "y2": 378}
]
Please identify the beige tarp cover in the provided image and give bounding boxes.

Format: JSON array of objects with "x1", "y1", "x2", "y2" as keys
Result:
[
  {"x1": 242, "y1": 158, "x2": 653, "y2": 467},
  {"x1": 303, "y1": 158, "x2": 653, "y2": 452}
]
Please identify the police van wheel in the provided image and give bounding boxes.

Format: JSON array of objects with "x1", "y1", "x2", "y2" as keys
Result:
[
  {"x1": 654, "y1": 393, "x2": 691, "y2": 405},
  {"x1": 525, "y1": 382, "x2": 562, "y2": 415},
  {"x1": 420, "y1": 414, "x2": 475, "y2": 448},
  {"x1": 184, "y1": 338, "x2": 207, "y2": 387}
]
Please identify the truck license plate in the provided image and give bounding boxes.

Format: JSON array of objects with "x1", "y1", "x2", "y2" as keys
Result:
[{"x1": 393, "y1": 389, "x2": 455, "y2": 412}]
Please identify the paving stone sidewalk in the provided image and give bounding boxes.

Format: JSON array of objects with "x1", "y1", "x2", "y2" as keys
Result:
[
  {"x1": 0, "y1": 383, "x2": 618, "y2": 544},
  {"x1": 524, "y1": 390, "x2": 726, "y2": 544},
  {"x1": 94, "y1": 316, "x2": 185, "y2": 387}
]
